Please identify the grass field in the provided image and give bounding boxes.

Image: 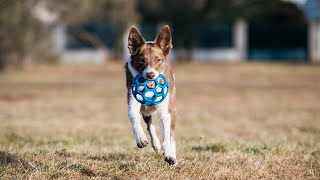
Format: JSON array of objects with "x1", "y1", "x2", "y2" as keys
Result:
[{"x1": 0, "y1": 62, "x2": 319, "y2": 179}]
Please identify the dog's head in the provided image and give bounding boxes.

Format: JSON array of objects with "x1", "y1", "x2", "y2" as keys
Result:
[{"x1": 128, "y1": 25, "x2": 172, "y2": 80}]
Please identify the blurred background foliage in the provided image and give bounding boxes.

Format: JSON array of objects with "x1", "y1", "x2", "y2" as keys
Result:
[
  {"x1": 0, "y1": 0, "x2": 306, "y2": 70},
  {"x1": 0, "y1": 0, "x2": 139, "y2": 69},
  {"x1": 0, "y1": 0, "x2": 51, "y2": 69}
]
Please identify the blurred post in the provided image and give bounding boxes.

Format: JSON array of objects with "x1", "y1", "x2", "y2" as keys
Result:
[
  {"x1": 309, "y1": 20, "x2": 320, "y2": 63},
  {"x1": 234, "y1": 19, "x2": 247, "y2": 60},
  {"x1": 52, "y1": 23, "x2": 66, "y2": 55}
]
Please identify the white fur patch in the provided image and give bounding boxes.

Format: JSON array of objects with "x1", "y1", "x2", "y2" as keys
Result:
[
  {"x1": 128, "y1": 91, "x2": 147, "y2": 145},
  {"x1": 127, "y1": 57, "x2": 138, "y2": 77},
  {"x1": 149, "y1": 124, "x2": 161, "y2": 151},
  {"x1": 142, "y1": 66, "x2": 160, "y2": 80},
  {"x1": 171, "y1": 135, "x2": 176, "y2": 159},
  {"x1": 156, "y1": 93, "x2": 174, "y2": 158}
]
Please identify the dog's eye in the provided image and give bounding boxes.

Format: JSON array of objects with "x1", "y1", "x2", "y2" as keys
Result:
[
  {"x1": 139, "y1": 58, "x2": 145, "y2": 63},
  {"x1": 157, "y1": 58, "x2": 162, "y2": 62}
]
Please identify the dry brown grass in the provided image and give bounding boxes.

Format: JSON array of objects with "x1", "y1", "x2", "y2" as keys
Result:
[{"x1": 0, "y1": 62, "x2": 319, "y2": 179}]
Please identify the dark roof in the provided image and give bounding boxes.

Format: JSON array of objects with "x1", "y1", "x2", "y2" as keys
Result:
[{"x1": 304, "y1": 0, "x2": 320, "y2": 21}]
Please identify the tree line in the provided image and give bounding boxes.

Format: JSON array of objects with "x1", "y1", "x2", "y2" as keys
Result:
[{"x1": 0, "y1": 0, "x2": 305, "y2": 70}]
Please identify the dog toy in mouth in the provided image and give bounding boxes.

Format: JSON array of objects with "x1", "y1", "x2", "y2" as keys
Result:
[{"x1": 132, "y1": 74, "x2": 169, "y2": 106}]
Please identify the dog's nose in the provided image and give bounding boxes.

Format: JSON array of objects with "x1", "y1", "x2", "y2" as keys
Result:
[{"x1": 146, "y1": 72, "x2": 155, "y2": 79}]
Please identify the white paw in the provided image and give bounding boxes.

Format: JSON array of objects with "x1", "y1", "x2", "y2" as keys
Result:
[
  {"x1": 164, "y1": 156, "x2": 177, "y2": 165},
  {"x1": 152, "y1": 139, "x2": 161, "y2": 153},
  {"x1": 162, "y1": 142, "x2": 175, "y2": 163},
  {"x1": 136, "y1": 132, "x2": 148, "y2": 148},
  {"x1": 137, "y1": 139, "x2": 149, "y2": 148}
]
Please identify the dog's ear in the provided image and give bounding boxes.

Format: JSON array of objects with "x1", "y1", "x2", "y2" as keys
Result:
[
  {"x1": 128, "y1": 26, "x2": 145, "y2": 55},
  {"x1": 155, "y1": 25, "x2": 172, "y2": 55}
]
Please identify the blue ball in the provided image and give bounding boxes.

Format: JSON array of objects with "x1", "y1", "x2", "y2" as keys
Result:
[{"x1": 132, "y1": 74, "x2": 169, "y2": 106}]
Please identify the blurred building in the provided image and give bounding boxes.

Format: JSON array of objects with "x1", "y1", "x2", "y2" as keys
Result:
[
  {"x1": 52, "y1": 23, "x2": 113, "y2": 63},
  {"x1": 33, "y1": 0, "x2": 319, "y2": 63},
  {"x1": 34, "y1": 2, "x2": 111, "y2": 63},
  {"x1": 137, "y1": 0, "x2": 310, "y2": 62}
]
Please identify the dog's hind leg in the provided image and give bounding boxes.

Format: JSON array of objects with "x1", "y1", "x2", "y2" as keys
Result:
[{"x1": 143, "y1": 115, "x2": 161, "y2": 153}]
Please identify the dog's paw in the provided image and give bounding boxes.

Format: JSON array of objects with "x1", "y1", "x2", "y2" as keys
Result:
[
  {"x1": 164, "y1": 156, "x2": 177, "y2": 165},
  {"x1": 151, "y1": 139, "x2": 161, "y2": 153},
  {"x1": 137, "y1": 139, "x2": 149, "y2": 148},
  {"x1": 152, "y1": 145, "x2": 161, "y2": 153}
]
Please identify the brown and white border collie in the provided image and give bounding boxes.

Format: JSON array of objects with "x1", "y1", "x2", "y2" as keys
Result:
[{"x1": 125, "y1": 25, "x2": 177, "y2": 165}]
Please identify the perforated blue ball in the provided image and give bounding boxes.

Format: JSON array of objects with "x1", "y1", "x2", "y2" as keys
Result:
[{"x1": 132, "y1": 74, "x2": 169, "y2": 106}]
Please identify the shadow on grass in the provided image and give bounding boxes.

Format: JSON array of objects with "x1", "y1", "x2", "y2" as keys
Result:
[
  {"x1": 69, "y1": 163, "x2": 96, "y2": 177},
  {"x1": 0, "y1": 151, "x2": 17, "y2": 167},
  {"x1": 191, "y1": 143, "x2": 272, "y2": 155},
  {"x1": 242, "y1": 146, "x2": 266, "y2": 155},
  {"x1": 0, "y1": 151, "x2": 35, "y2": 172},
  {"x1": 191, "y1": 144, "x2": 227, "y2": 153},
  {"x1": 87, "y1": 152, "x2": 128, "y2": 161}
]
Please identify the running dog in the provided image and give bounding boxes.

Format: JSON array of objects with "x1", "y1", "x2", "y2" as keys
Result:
[{"x1": 125, "y1": 25, "x2": 177, "y2": 165}]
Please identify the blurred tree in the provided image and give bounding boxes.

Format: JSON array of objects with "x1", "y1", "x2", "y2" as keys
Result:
[
  {"x1": 0, "y1": 0, "x2": 306, "y2": 68},
  {"x1": 0, "y1": 0, "x2": 139, "y2": 70},
  {"x1": 0, "y1": 0, "x2": 52, "y2": 70},
  {"x1": 138, "y1": 0, "x2": 305, "y2": 25},
  {"x1": 238, "y1": 0, "x2": 306, "y2": 24},
  {"x1": 137, "y1": 0, "x2": 306, "y2": 50}
]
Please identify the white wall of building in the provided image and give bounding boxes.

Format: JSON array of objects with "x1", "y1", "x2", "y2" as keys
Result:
[
  {"x1": 52, "y1": 24, "x2": 108, "y2": 63},
  {"x1": 185, "y1": 19, "x2": 247, "y2": 62}
]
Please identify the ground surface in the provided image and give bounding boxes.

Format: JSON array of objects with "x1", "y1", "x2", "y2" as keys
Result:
[{"x1": 0, "y1": 62, "x2": 319, "y2": 179}]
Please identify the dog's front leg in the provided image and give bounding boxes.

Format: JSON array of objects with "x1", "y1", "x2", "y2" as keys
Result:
[
  {"x1": 158, "y1": 94, "x2": 176, "y2": 165},
  {"x1": 128, "y1": 92, "x2": 148, "y2": 148}
]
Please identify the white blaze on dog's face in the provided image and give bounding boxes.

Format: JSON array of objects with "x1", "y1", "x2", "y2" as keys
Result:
[{"x1": 128, "y1": 26, "x2": 172, "y2": 80}]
